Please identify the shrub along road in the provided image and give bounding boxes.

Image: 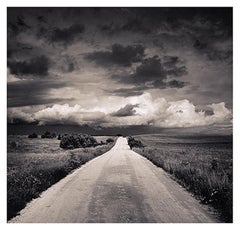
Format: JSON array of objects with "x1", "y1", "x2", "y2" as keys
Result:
[{"x1": 9, "y1": 137, "x2": 218, "y2": 223}]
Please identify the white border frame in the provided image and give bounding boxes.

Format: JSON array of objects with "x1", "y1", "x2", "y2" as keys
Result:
[{"x1": 1, "y1": 1, "x2": 239, "y2": 229}]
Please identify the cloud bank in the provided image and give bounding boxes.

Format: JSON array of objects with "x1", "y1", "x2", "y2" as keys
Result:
[{"x1": 8, "y1": 93, "x2": 232, "y2": 129}]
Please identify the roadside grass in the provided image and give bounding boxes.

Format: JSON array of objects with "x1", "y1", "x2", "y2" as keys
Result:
[
  {"x1": 7, "y1": 135, "x2": 116, "y2": 220},
  {"x1": 131, "y1": 134, "x2": 232, "y2": 223}
]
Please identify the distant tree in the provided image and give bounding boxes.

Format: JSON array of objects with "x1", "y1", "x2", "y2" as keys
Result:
[
  {"x1": 127, "y1": 136, "x2": 144, "y2": 149},
  {"x1": 100, "y1": 141, "x2": 105, "y2": 145},
  {"x1": 60, "y1": 133, "x2": 98, "y2": 149},
  {"x1": 28, "y1": 133, "x2": 38, "y2": 138},
  {"x1": 41, "y1": 131, "x2": 56, "y2": 139},
  {"x1": 106, "y1": 138, "x2": 114, "y2": 143}
]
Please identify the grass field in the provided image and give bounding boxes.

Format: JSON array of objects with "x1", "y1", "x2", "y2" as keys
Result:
[
  {"x1": 132, "y1": 134, "x2": 232, "y2": 222},
  {"x1": 7, "y1": 135, "x2": 116, "y2": 220}
]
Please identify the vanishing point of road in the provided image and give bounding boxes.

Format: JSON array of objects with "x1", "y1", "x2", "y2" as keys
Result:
[{"x1": 10, "y1": 137, "x2": 218, "y2": 223}]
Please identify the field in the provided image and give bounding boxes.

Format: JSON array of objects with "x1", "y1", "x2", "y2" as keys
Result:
[
  {"x1": 132, "y1": 134, "x2": 232, "y2": 222},
  {"x1": 7, "y1": 135, "x2": 116, "y2": 220}
]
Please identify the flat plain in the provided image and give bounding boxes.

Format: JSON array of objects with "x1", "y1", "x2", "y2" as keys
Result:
[
  {"x1": 7, "y1": 135, "x2": 116, "y2": 220},
  {"x1": 9, "y1": 137, "x2": 218, "y2": 223},
  {"x1": 132, "y1": 134, "x2": 232, "y2": 222}
]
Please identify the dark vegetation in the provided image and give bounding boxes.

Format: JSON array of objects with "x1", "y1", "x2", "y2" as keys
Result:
[
  {"x1": 132, "y1": 134, "x2": 232, "y2": 223},
  {"x1": 106, "y1": 138, "x2": 114, "y2": 143},
  {"x1": 60, "y1": 134, "x2": 98, "y2": 149},
  {"x1": 28, "y1": 133, "x2": 38, "y2": 138},
  {"x1": 7, "y1": 135, "x2": 116, "y2": 220},
  {"x1": 127, "y1": 136, "x2": 144, "y2": 149},
  {"x1": 41, "y1": 131, "x2": 56, "y2": 139}
]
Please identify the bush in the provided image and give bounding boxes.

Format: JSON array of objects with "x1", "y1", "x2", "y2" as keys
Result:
[
  {"x1": 41, "y1": 131, "x2": 56, "y2": 139},
  {"x1": 106, "y1": 138, "x2": 114, "y2": 143},
  {"x1": 60, "y1": 133, "x2": 98, "y2": 149},
  {"x1": 127, "y1": 136, "x2": 144, "y2": 149},
  {"x1": 28, "y1": 133, "x2": 38, "y2": 138},
  {"x1": 99, "y1": 141, "x2": 105, "y2": 146}
]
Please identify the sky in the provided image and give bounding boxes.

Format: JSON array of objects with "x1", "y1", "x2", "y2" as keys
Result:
[{"x1": 7, "y1": 7, "x2": 233, "y2": 134}]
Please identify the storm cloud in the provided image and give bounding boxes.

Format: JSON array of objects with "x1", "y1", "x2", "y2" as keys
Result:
[
  {"x1": 8, "y1": 55, "x2": 50, "y2": 77},
  {"x1": 112, "y1": 56, "x2": 188, "y2": 90},
  {"x1": 48, "y1": 24, "x2": 85, "y2": 45},
  {"x1": 105, "y1": 86, "x2": 146, "y2": 97},
  {"x1": 162, "y1": 56, "x2": 188, "y2": 77},
  {"x1": 7, "y1": 80, "x2": 71, "y2": 107},
  {"x1": 111, "y1": 104, "x2": 139, "y2": 117},
  {"x1": 85, "y1": 44, "x2": 145, "y2": 67}
]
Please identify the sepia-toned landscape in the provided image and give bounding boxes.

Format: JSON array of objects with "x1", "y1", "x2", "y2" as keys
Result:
[{"x1": 7, "y1": 7, "x2": 232, "y2": 223}]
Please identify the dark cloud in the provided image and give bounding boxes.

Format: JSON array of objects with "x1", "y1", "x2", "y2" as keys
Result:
[
  {"x1": 111, "y1": 104, "x2": 139, "y2": 117},
  {"x1": 7, "y1": 41, "x2": 33, "y2": 59},
  {"x1": 58, "y1": 55, "x2": 77, "y2": 73},
  {"x1": 121, "y1": 18, "x2": 151, "y2": 34},
  {"x1": 167, "y1": 66, "x2": 188, "y2": 77},
  {"x1": 193, "y1": 39, "x2": 207, "y2": 50},
  {"x1": 151, "y1": 79, "x2": 187, "y2": 89},
  {"x1": 187, "y1": 10, "x2": 232, "y2": 62},
  {"x1": 111, "y1": 56, "x2": 188, "y2": 89},
  {"x1": 135, "y1": 56, "x2": 165, "y2": 80},
  {"x1": 8, "y1": 15, "x2": 31, "y2": 36},
  {"x1": 48, "y1": 24, "x2": 85, "y2": 45},
  {"x1": 8, "y1": 98, "x2": 63, "y2": 108},
  {"x1": 105, "y1": 86, "x2": 145, "y2": 97},
  {"x1": 163, "y1": 56, "x2": 188, "y2": 77},
  {"x1": 207, "y1": 49, "x2": 232, "y2": 61},
  {"x1": 36, "y1": 15, "x2": 47, "y2": 23},
  {"x1": 8, "y1": 23, "x2": 21, "y2": 35},
  {"x1": 7, "y1": 80, "x2": 70, "y2": 107},
  {"x1": 166, "y1": 80, "x2": 188, "y2": 88},
  {"x1": 99, "y1": 11, "x2": 151, "y2": 35},
  {"x1": 17, "y1": 16, "x2": 31, "y2": 29},
  {"x1": 85, "y1": 44, "x2": 145, "y2": 67},
  {"x1": 193, "y1": 39, "x2": 232, "y2": 62},
  {"x1": 7, "y1": 117, "x2": 37, "y2": 125},
  {"x1": 8, "y1": 8, "x2": 232, "y2": 41},
  {"x1": 8, "y1": 55, "x2": 50, "y2": 77},
  {"x1": 163, "y1": 56, "x2": 180, "y2": 68},
  {"x1": 99, "y1": 7, "x2": 232, "y2": 37}
]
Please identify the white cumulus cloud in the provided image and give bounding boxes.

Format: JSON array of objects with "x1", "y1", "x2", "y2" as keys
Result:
[
  {"x1": 34, "y1": 104, "x2": 106, "y2": 125},
  {"x1": 113, "y1": 93, "x2": 232, "y2": 128},
  {"x1": 8, "y1": 93, "x2": 232, "y2": 129},
  {"x1": 8, "y1": 108, "x2": 36, "y2": 123}
]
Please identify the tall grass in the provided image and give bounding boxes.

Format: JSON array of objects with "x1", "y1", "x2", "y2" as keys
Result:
[
  {"x1": 132, "y1": 135, "x2": 232, "y2": 222},
  {"x1": 7, "y1": 135, "x2": 116, "y2": 220}
]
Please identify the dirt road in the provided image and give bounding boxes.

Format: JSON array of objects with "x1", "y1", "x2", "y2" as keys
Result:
[{"x1": 10, "y1": 137, "x2": 218, "y2": 223}]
